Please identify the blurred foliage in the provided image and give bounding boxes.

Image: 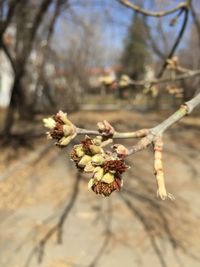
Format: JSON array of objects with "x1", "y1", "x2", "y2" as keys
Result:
[{"x1": 120, "y1": 14, "x2": 150, "y2": 79}]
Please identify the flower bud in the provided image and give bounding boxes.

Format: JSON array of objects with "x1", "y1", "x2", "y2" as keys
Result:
[
  {"x1": 57, "y1": 110, "x2": 71, "y2": 125},
  {"x1": 113, "y1": 144, "x2": 129, "y2": 157},
  {"x1": 58, "y1": 136, "x2": 72, "y2": 146},
  {"x1": 93, "y1": 136, "x2": 102, "y2": 146},
  {"x1": 102, "y1": 172, "x2": 114, "y2": 184},
  {"x1": 93, "y1": 167, "x2": 104, "y2": 181},
  {"x1": 97, "y1": 120, "x2": 115, "y2": 136},
  {"x1": 43, "y1": 111, "x2": 76, "y2": 147},
  {"x1": 92, "y1": 154, "x2": 105, "y2": 166},
  {"x1": 63, "y1": 125, "x2": 73, "y2": 136},
  {"x1": 89, "y1": 145, "x2": 103, "y2": 155},
  {"x1": 84, "y1": 162, "x2": 95, "y2": 173},
  {"x1": 78, "y1": 155, "x2": 92, "y2": 168},
  {"x1": 89, "y1": 176, "x2": 123, "y2": 196},
  {"x1": 74, "y1": 145, "x2": 85, "y2": 158},
  {"x1": 97, "y1": 122, "x2": 105, "y2": 132}
]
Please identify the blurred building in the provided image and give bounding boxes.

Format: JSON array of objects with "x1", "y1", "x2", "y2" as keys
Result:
[
  {"x1": 88, "y1": 66, "x2": 119, "y2": 93},
  {"x1": 0, "y1": 30, "x2": 14, "y2": 107},
  {"x1": 0, "y1": 25, "x2": 57, "y2": 109}
]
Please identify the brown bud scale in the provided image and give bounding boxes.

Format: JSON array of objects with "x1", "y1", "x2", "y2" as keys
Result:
[
  {"x1": 81, "y1": 137, "x2": 93, "y2": 153},
  {"x1": 103, "y1": 160, "x2": 128, "y2": 175},
  {"x1": 92, "y1": 177, "x2": 122, "y2": 197},
  {"x1": 50, "y1": 124, "x2": 64, "y2": 139}
]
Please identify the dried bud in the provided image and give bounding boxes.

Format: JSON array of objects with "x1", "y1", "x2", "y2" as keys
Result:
[
  {"x1": 81, "y1": 136, "x2": 93, "y2": 153},
  {"x1": 103, "y1": 159, "x2": 128, "y2": 175},
  {"x1": 97, "y1": 120, "x2": 115, "y2": 137},
  {"x1": 78, "y1": 155, "x2": 92, "y2": 168},
  {"x1": 90, "y1": 177, "x2": 123, "y2": 197},
  {"x1": 92, "y1": 154, "x2": 105, "y2": 166}
]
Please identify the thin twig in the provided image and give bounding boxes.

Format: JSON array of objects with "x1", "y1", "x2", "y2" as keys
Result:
[
  {"x1": 76, "y1": 128, "x2": 150, "y2": 139},
  {"x1": 76, "y1": 93, "x2": 200, "y2": 148},
  {"x1": 127, "y1": 92, "x2": 200, "y2": 155},
  {"x1": 191, "y1": 3, "x2": 200, "y2": 47},
  {"x1": 119, "y1": 0, "x2": 187, "y2": 17},
  {"x1": 127, "y1": 68, "x2": 200, "y2": 86},
  {"x1": 157, "y1": 7, "x2": 189, "y2": 78}
]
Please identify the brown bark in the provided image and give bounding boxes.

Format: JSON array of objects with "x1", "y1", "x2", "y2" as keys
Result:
[{"x1": 2, "y1": 0, "x2": 54, "y2": 136}]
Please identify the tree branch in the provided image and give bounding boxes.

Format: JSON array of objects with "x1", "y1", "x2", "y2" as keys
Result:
[
  {"x1": 191, "y1": 2, "x2": 200, "y2": 48},
  {"x1": 157, "y1": 6, "x2": 189, "y2": 78},
  {"x1": 119, "y1": 0, "x2": 191, "y2": 78},
  {"x1": 0, "y1": 0, "x2": 21, "y2": 37},
  {"x1": 66, "y1": 91, "x2": 200, "y2": 142},
  {"x1": 128, "y1": 68, "x2": 200, "y2": 86},
  {"x1": 0, "y1": 39, "x2": 16, "y2": 73},
  {"x1": 118, "y1": 0, "x2": 188, "y2": 17},
  {"x1": 127, "y1": 92, "x2": 200, "y2": 156}
]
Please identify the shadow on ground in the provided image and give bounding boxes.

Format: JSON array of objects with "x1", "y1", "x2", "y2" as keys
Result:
[{"x1": 0, "y1": 110, "x2": 200, "y2": 267}]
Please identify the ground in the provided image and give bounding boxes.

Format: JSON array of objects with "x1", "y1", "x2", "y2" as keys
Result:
[{"x1": 0, "y1": 109, "x2": 200, "y2": 267}]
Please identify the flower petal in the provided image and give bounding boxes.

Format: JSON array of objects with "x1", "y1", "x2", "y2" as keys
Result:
[
  {"x1": 88, "y1": 179, "x2": 95, "y2": 189},
  {"x1": 43, "y1": 118, "x2": 56, "y2": 129}
]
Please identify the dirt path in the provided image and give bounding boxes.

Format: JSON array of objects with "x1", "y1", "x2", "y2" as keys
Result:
[{"x1": 0, "y1": 110, "x2": 199, "y2": 267}]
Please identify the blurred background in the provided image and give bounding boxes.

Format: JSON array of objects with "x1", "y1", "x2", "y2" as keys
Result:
[{"x1": 0, "y1": 1, "x2": 200, "y2": 267}]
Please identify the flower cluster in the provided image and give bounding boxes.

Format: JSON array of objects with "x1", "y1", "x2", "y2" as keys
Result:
[
  {"x1": 43, "y1": 110, "x2": 76, "y2": 147},
  {"x1": 71, "y1": 136, "x2": 128, "y2": 197}
]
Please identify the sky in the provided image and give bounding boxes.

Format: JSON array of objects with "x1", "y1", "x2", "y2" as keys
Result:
[{"x1": 52, "y1": 0, "x2": 198, "y2": 67}]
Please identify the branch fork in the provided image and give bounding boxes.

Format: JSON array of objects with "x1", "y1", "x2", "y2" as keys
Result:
[{"x1": 43, "y1": 92, "x2": 200, "y2": 200}]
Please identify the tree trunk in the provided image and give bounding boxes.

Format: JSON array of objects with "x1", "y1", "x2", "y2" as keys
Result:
[{"x1": 2, "y1": 74, "x2": 23, "y2": 137}]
